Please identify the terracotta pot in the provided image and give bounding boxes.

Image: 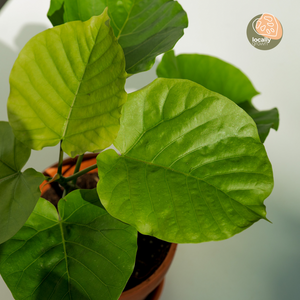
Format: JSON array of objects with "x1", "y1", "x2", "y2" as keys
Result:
[
  {"x1": 40, "y1": 154, "x2": 177, "y2": 300},
  {"x1": 119, "y1": 244, "x2": 177, "y2": 300}
]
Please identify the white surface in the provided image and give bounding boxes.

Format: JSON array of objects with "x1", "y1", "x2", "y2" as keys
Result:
[{"x1": 0, "y1": 0, "x2": 299, "y2": 299}]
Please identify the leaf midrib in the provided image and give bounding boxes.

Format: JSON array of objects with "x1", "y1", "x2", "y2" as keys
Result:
[
  {"x1": 116, "y1": 0, "x2": 136, "y2": 39},
  {"x1": 59, "y1": 220, "x2": 71, "y2": 299},
  {"x1": 120, "y1": 154, "x2": 268, "y2": 217},
  {"x1": 61, "y1": 18, "x2": 105, "y2": 140}
]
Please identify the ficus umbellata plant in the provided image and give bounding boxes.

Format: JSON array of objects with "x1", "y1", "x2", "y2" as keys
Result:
[{"x1": 0, "y1": 1, "x2": 279, "y2": 299}]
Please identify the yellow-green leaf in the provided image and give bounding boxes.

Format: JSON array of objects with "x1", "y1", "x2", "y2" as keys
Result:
[
  {"x1": 97, "y1": 78, "x2": 274, "y2": 243},
  {"x1": 8, "y1": 9, "x2": 127, "y2": 157}
]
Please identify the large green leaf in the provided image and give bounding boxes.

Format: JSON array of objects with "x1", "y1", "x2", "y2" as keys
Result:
[
  {"x1": 0, "y1": 190, "x2": 137, "y2": 300},
  {"x1": 47, "y1": 0, "x2": 188, "y2": 74},
  {"x1": 156, "y1": 51, "x2": 279, "y2": 141},
  {"x1": 156, "y1": 51, "x2": 259, "y2": 104},
  {"x1": 96, "y1": 78, "x2": 274, "y2": 243},
  {"x1": 8, "y1": 9, "x2": 127, "y2": 157},
  {"x1": 239, "y1": 101, "x2": 279, "y2": 143},
  {"x1": 0, "y1": 121, "x2": 44, "y2": 244}
]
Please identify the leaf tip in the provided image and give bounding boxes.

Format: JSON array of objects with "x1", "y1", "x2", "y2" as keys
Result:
[{"x1": 264, "y1": 216, "x2": 272, "y2": 224}]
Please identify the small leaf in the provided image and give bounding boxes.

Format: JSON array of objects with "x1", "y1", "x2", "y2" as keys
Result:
[
  {"x1": 0, "y1": 121, "x2": 44, "y2": 244},
  {"x1": 97, "y1": 78, "x2": 274, "y2": 243},
  {"x1": 8, "y1": 9, "x2": 127, "y2": 157},
  {"x1": 238, "y1": 101, "x2": 279, "y2": 143},
  {"x1": 0, "y1": 191, "x2": 137, "y2": 300},
  {"x1": 157, "y1": 51, "x2": 259, "y2": 103},
  {"x1": 47, "y1": 0, "x2": 65, "y2": 26},
  {"x1": 47, "y1": 0, "x2": 188, "y2": 74},
  {"x1": 156, "y1": 51, "x2": 279, "y2": 141}
]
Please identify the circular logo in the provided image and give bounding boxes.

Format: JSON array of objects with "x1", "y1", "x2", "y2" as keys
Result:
[{"x1": 247, "y1": 13, "x2": 283, "y2": 50}]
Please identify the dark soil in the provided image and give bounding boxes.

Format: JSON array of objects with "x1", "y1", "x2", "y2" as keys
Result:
[
  {"x1": 42, "y1": 173, "x2": 99, "y2": 206},
  {"x1": 124, "y1": 233, "x2": 171, "y2": 291},
  {"x1": 42, "y1": 172, "x2": 171, "y2": 291}
]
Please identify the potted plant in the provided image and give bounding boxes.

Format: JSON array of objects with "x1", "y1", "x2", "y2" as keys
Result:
[{"x1": 0, "y1": 1, "x2": 279, "y2": 300}]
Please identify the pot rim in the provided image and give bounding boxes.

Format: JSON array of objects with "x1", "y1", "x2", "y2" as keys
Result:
[{"x1": 120, "y1": 243, "x2": 177, "y2": 298}]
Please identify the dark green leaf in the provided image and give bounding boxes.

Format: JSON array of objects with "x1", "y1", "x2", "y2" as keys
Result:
[
  {"x1": 0, "y1": 121, "x2": 44, "y2": 244},
  {"x1": 0, "y1": 191, "x2": 137, "y2": 300},
  {"x1": 8, "y1": 9, "x2": 127, "y2": 157},
  {"x1": 47, "y1": 0, "x2": 65, "y2": 26},
  {"x1": 97, "y1": 78, "x2": 274, "y2": 243},
  {"x1": 79, "y1": 188, "x2": 105, "y2": 209},
  {"x1": 47, "y1": 0, "x2": 188, "y2": 74},
  {"x1": 239, "y1": 101, "x2": 279, "y2": 143}
]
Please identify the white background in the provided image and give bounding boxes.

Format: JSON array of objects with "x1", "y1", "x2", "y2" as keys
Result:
[{"x1": 0, "y1": 0, "x2": 299, "y2": 299}]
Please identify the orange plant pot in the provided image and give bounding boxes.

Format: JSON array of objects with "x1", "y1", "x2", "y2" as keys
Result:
[
  {"x1": 119, "y1": 244, "x2": 177, "y2": 300},
  {"x1": 40, "y1": 154, "x2": 177, "y2": 300}
]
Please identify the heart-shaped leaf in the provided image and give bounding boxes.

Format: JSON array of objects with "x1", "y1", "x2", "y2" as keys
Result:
[
  {"x1": 0, "y1": 121, "x2": 44, "y2": 244},
  {"x1": 47, "y1": 0, "x2": 188, "y2": 74},
  {"x1": 8, "y1": 9, "x2": 127, "y2": 157},
  {"x1": 96, "y1": 78, "x2": 274, "y2": 243},
  {"x1": 156, "y1": 51, "x2": 279, "y2": 141},
  {"x1": 0, "y1": 190, "x2": 137, "y2": 300}
]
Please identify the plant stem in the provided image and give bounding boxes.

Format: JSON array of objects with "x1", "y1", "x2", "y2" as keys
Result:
[
  {"x1": 72, "y1": 154, "x2": 84, "y2": 185},
  {"x1": 57, "y1": 141, "x2": 64, "y2": 176},
  {"x1": 61, "y1": 163, "x2": 98, "y2": 183},
  {"x1": 62, "y1": 188, "x2": 67, "y2": 198}
]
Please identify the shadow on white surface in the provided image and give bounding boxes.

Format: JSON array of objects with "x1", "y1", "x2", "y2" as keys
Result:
[{"x1": 0, "y1": 24, "x2": 48, "y2": 122}]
